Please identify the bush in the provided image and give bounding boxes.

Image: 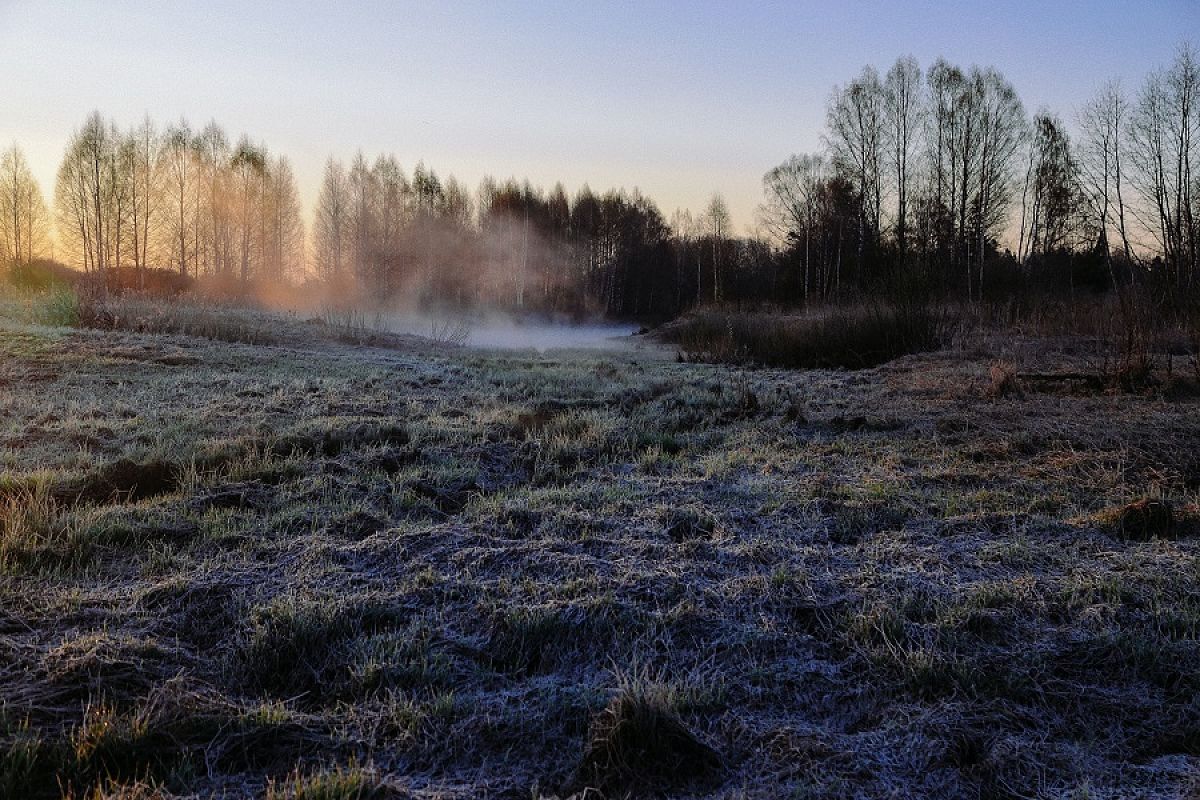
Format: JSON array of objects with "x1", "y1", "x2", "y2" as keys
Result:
[
  {"x1": 663, "y1": 302, "x2": 951, "y2": 369},
  {"x1": 80, "y1": 296, "x2": 279, "y2": 345},
  {"x1": 4, "y1": 260, "x2": 79, "y2": 292}
]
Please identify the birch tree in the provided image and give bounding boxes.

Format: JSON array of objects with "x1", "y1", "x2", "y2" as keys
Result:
[
  {"x1": 313, "y1": 157, "x2": 349, "y2": 281},
  {"x1": 884, "y1": 57, "x2": 922, "y2": 262},
  {"x1": 1078, "y1": 82, "x2": 1135, "y2": 267},
  {"x1": 0, "y1": 144, "x2": 50, "y2": 269}
]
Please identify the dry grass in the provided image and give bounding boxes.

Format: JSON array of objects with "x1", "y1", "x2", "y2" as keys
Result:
[
  {"x1": 661, "y1": 303, "x2": 952, "y2": 368},
  {"x1": 0, "y1": 479, "x2": 91, "y2": 572},
  {"x1": 78, "y1": 295, "x2": 282, "y2": 345},
  {"x1": 265, "y1": 763, "x2": 386, "y2": 800},
  {"x1": 0, "y1": 301, "x2": 1198, "y2": 797}
]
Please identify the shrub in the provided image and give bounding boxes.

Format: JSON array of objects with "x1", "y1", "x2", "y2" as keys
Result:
[
  {"x1": 4, "y1": 259, "x2": 78, "y2": 292},
  {"x1": 663, "y1": 302, "x2": 951, "y2": 369},
  {"x1": 986, "y1": 361, "x2": 1021, "y2": 398},
  {"x1": 85, "y1": 297, "x2": 279, "y2": 345}
]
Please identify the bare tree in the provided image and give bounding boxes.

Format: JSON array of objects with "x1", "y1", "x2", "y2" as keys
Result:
[
  {"x1": 919, "y1": 63, "x2": 1025, "y2": 297},
  {"x1": 230, "y1": 137, "x2": 267, "y2": 283},
  {"x1": 313, "y1": 157, "x2": 349, "y2": 281},
  {"x1": 196, "y1": 122, "x2": 231, "y2": 277},
  {"x1": 1078, "y1": 81, "x2": 1135, "y2": 269},
  {"x1": 55, "y1": 112, "x2": 120, "y2": 287},
  {"x1": 762, "y1": 153, "x2": 828, "y2": 302},
  {"x1": 124, "y1": 116, "x2": 163, "y2": 288},
  {"x1": 161, "y1": 120, "x2": 197, "y2": 278},
  {"x1": 1019, "y1": 113, "x2": 1083, "y2": 261},
  {"x1": 884, "y1": 57, "x2": 922, "y2": 263},
  {"x1": 0, "y1": 144, "x2": 50, "y2": 269},
  {"x1": 1129, "y1": 45, "x2": 1198, "y2": 286},
  {"x1": 411, "y1": 161, "x2": 444, "y2": 300},
  {"x1": 347, "y1": 151, "x2": 376, "y2": 286},
  {"x1": 922, "y1": 59, "x2": 966, "y2": 272},
  {"x1": 827, "y1": 66, "x2": 884, "y2": 269},
  {"x1": 971, "y1": 67, "x2": 1027, "y2": 296},
  {"x1": 703, "y1": 192, "x2": 731, "y2": 304},
  {"x1": 1166, "y1": 44, "x2": 1197, "y2": 286},
  {"x1": 668, "y1": 207, "x2": 699, "y2": 308},
  {"x1": 372, "y1": 154, "x2": 409, "y2": 296},
  {"x1": 262, "y1": 155, "x2": 304, "y2": 283}
]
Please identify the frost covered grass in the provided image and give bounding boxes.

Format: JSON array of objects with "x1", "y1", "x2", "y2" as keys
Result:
[{"x1": 0, "y1": 307, "x2": 1198, "y2": 797}]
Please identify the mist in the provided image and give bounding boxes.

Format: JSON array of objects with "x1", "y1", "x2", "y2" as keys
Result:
[{"x1": 378, "y1": 312, "x2": 641, "y2": 351}]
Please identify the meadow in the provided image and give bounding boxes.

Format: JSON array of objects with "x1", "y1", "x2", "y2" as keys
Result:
[{"x1": 0, "y1": 293, "x2": 1198, "y2": 798}]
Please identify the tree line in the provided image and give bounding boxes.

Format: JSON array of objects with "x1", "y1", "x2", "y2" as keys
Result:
[
  {"x1": 50, "y1": 112, "x2": 305, "y2": 291},
  {"x1": 761, "y1": 44, "x2": 1198, "y2": 306},
  {"x1": 1, "y1": 42, "x2": 1195, "y2": 318},
  {"x1": 0, "y1": 111, "x2": 732, "y2": 317}
]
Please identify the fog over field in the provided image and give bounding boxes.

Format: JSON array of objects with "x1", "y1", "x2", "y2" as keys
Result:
[{"x1": 381, "y1": 314, "x2": 642, "y2": 351}]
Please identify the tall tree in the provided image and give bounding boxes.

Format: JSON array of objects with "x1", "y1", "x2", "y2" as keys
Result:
[
  {"x1": 761, "y1": 153, "x2": 829, "y2": 302},
  {"x1": 703, "y1": 192, "x2": 731, "y2": 303},
  {"x1": 1078, "y1": 81, "x2": 1135, "y2": 268},
  {"x1": 1128, "y1": 45, "x2": 1197, "y2": 286},
  {"x1": 229, "y1": 137, "x2": 267, "y2": 283},
  {"x1": 55, "y1": 112, "x2": 119, "y2": 286},
  {"x1": 827, "y1": 66, "x2": 884, "y2": 273},
  {"x1": 347, "y1": 151, "x2": 376, "y2": 286},
  {"x1": 1019, "y1": 113, "x2": 1083, "y2": 261},
  {"x1": 884, "y1": 57, "x2": 922, "y2": 263},
  {"x1": 161, "y1": 120, "x2": 198, "y2": 278},
  {"x1": 0, "y1": 144, "x2": 50, "y2": 269},
  {"x1": 970, "y1": 67, "x2": 1027, "y2": 297},
  {"x1": 124, "y1": 116, "x2": 163, "y2": 288},
  {"x1": 313, "y1": 157, "x2": 349, "y2": 282},
  {"x1": 196, "y1": 121, "x2": 231, "y2": 277},
  {"x1": 262, "y1": 155, "x2": 304, "y2": 282}
]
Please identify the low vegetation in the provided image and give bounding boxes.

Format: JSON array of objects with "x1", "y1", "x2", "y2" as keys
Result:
[
  {"x1": 1, "y1": 298, "x2": 1199, "y2": 798},
  {"x1": 662, "y1": 302, "x2": 951, "y2": 368}
]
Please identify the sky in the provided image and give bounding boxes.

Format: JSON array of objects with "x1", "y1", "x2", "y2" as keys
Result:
[{"x1": 1, "y1": 0, "x2": 1196, "y2": 233}]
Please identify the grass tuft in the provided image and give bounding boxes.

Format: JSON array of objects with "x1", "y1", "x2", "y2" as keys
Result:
[
  {"x1": 570, "y1": 672, "x2": 723, "y2": 797},
  {"x1": 0, "y1": 479, "x2": 89, "y2": 572},
  {"x1": 265, "y1": 763, "x2": 384, "y2": 800}
]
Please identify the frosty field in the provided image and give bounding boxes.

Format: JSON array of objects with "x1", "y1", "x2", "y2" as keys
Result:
[{"x1": 1, "y1": 310, "x2": 1198, "y2": 799}]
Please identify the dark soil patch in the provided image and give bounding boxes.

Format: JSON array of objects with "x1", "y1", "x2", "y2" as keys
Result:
[
  {"x1": 235, "y1": 600, "x2": 408, "y2": 705},
  {"x1": 569, "y1": 690, "x2": 724, "y2": 797},
  {"x1": 362, "y1": 447, "x2": 418, "y2": 474},
  {"x1": 1116, "y1": 498, "x2": 1175, "y2": 541},
  {"x1": 187, "y1": 481, "x2": 272, "y2": 514},
  {"x1": 328, "y1": 509, "x2": 389, "y2": 539},
  {"x1": 408, "y1": 477, "x2": 481, "y2": 515},
  {"x1": 139, "y1": 580, "x2": 244, "y2": 651},
  {"x1": 515, "y1": 403, "x2": 565, "y2": 438},
  {"x1": 44, "y1": 634, "x2": 174, "y2": 706},
  {"x1": 662, "y1": 506, "x2": 718, "y2": 542},
  {"x1": 491, "y1": 506, "x2": 542, "y2": 538},
  {"x1": 274, "y1": 423, "x2": 410, "y2": 459},
  {"x1": 55, "y1": 458, "x2": 181, "y2": 505},
  {"x1": 827, "y1": 415, "x2": 906, "y2": 433}
]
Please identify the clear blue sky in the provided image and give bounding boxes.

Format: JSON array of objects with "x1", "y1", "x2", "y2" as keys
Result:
[{"x1": 1, "y1": 1, "x2": 1195, "y2": 232}]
